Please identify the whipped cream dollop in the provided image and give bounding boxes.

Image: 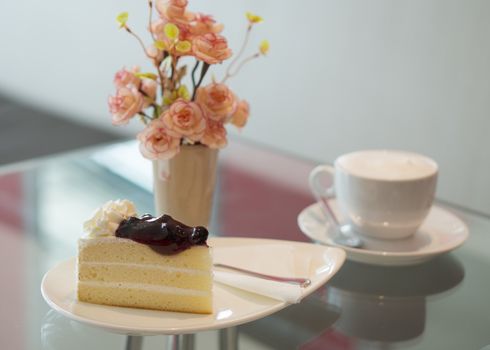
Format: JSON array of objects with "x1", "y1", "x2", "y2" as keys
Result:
[{"x1": 83, "y1": 199, "x2": 137, "y2": 238}]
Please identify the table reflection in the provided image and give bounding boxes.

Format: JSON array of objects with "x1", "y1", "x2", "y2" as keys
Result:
[
  {"x1": 239, "y1": 296, "x2": 341, "y2": 349},
  {"x1": 41, "y1": 310, "x2": 128, "y2": 350},
  {"x1": 326, "y1": 255, "x2": 465, "y2": 344}
]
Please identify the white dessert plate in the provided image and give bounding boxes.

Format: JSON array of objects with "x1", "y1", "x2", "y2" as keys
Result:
[
  {"x1": 41, "y1": 237, "x2": 345, "y2": 335},
  {"x1": 298, "y1": 200, "x2": 469, "y2": 266}
]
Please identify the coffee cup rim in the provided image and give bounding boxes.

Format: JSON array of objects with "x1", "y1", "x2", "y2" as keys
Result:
[{"x1": 335, "y1": 149, "x2": 438, "y2": 182}]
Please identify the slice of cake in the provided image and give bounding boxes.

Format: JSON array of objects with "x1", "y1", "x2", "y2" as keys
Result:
[{"x1": 77, "y1": 200, "x2": 213, "y2": 314}]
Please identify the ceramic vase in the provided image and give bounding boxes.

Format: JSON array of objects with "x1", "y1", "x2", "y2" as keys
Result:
[{"x1": 153, "y1": 144, "x2": 218, "y2": 227}]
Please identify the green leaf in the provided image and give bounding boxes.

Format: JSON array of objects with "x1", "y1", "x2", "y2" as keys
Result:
[
  {"x1": 154, "y1": 40, "x2": 166, "y2": 51},
  {"x1": 177, "y1": 85, "x2": 190, "y2": 100},
  {"x1": 164, "y1": 23, "x2": 179, "y2": 40},
  {"x1": 175, "y1": 40, "x2": 191, "y2": 53},
  {"x1": 163, "y1": 96, "x2": 174, "y2": 105},
  {"x1": 116, "y1": 12, "x2": 129, "y2": 28},
  {"x1": 154, "y1": 105, "x2": 161, "y2": 118}
]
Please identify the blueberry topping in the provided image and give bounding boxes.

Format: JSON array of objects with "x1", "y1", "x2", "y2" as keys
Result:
[
  {"x1": 174, "y1": 225, "x2": 188, "y2": 239},
  {"x1": 190, "y1": 227, "x2": 208, "y2": 244},
  {"x1": 141, "y1": 213, "x2": 153, "y2": 220},
  {"x1": 159, "y1": 223, "x2": 170, "y2": 239},
  {"x1": 115, "y1": 214, "x2": 209, "y2": 254}
]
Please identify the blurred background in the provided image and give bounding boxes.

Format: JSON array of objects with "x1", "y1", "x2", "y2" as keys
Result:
[{"x1": 0, "y1": 0, "x2": 489, "y2": 214}]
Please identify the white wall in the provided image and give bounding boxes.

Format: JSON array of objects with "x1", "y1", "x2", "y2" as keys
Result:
[{"x1": 0, "y1": 0, "x2": 489, "y2": 214}]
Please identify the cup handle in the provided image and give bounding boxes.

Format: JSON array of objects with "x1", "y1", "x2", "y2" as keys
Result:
[
  {"x1": 309, "y1": 165, "x2": 342, "y2": 228},
  {"x1": 309, "y1": 165, "x2": 335, "y2": 199}
]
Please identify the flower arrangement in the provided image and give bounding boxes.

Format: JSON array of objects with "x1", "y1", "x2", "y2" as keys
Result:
[{"x1": 108, "y1": 0, "x2": 268, "y2": 160}]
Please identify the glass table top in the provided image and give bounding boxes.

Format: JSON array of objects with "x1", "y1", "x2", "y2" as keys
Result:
[{"x1": 0, "y1": 140, "x2": 489, "y2": 350}]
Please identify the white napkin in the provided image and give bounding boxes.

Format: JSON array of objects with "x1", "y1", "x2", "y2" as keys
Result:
[
  {"x1": 214, "y1": 270, "x2": 304, "y2": 303},
  {"x1": 213, "y1": 244, "x2": 311, "y2": 303}
]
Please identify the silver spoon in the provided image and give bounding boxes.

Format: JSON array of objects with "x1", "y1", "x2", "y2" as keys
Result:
[
  {"x1": 313, "y1": 192, "x2": 363, "y2": 248},
  {"x1": 308, "y1": 165, "x2": 363, "y2": 248},
  {"x1": 214, "y1": 263, "x2": 312, "y2": 288}
]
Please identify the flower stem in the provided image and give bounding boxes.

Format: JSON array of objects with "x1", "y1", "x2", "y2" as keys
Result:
[
  {"x1": 152, "y1": 104, "x2": 160, "y2": 118},
  {"x1": 192, "y1": 62, "x2": 210, "y2": 100},
  {"x1": 157, "y1": 52, "x2": 169, "y2": 100},
  {"x1": 226, "y1": 53, "x2": 259, "y2": 80},
  {"x1": 124, "y1": 26, "x2": 151, "y2": 59},
  {"x1": 191, "y1": 60, "x2": 200, "y2": 96},
  {"x1": 170, "y1": 55, "x2": 179, "y2": 84},
  {"x1": 148, "y1": 0, "x2": 156, "y2": 42},
  {"x1": 222, "y1": 24, "x2": 252, "y2": 83},
  {"x1": 156, "y1": 65, "x2": 166, "y2": 99},
  {"x1": 138, "y1": 88, "x2": 159, "y2": 110},
  {"x1": 138, "y1": 112, "x2": 151, "y2": 124}
]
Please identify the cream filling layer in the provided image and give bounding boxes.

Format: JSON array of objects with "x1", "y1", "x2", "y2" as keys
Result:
[
  {"x1": 78, "y1": 280, "x2": 211, "y2": 297},
  {"x1": 80, "y1": 261, "x2": 210, "y2": 276}
]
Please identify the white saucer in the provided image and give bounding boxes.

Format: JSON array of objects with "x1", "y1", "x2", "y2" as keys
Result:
[
  {"x1": 40, "y1": 237, "x2": 345, "y2": 335},
  {"x1": 297, "y1": 200, "x2": 469, "y2": 266}
]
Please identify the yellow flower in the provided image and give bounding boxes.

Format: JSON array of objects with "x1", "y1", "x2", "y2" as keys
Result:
[
  {"x1": 259, "y1": 40, "x2": 269, "y2": 55},
  {"x1": 116, "y1": 12, "x2": 129, "y2": 28},
  {"x1": 246, "y1": 12, "x2": 263, "y2": 24}
]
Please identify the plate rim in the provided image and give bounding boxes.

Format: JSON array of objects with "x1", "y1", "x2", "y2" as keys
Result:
[
  {"x1": 41, "y1": 236, "x2": 346, "y2": 335},
  {"x1": 298, "y1": 202, "x2": 469, "y2": 260}
]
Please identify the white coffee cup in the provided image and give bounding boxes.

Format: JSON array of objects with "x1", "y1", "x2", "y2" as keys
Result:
[{"x1": 309, "y1": 150, "x2": 438, "y2": 240}]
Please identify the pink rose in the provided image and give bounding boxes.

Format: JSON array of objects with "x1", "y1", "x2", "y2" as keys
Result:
[
  {"x1": 230, "y1": 100, "x2": 250, "y2": 128},
  {"x1": 162, "y1": 99, "x2": 206, "y2": 142},
  {"x1": 192, "y1": 33, "x2": 232, "y2": 64},
  {"x1": 141, "y1": 79, "x2": 158, "y2": 107},
  {"x1": 168, "y1": 0, "x2": 187, "y2": 7},
  {"x1": 156, "y1": 0, "x2": 194, "y2": 26},
  {"x1": 108, "y1": 87, "x2": 144, "y2": 125},
  {"x1": 201, "y1": 119, "x2": 227, "y2": 149},
  {"x1": 137, "y1": 119, "x2": 181, "y2": 160},
  {"x1": 150, "y1": 19, "x2": 166, "y2": 42},
  {"x1": 113, "y1": 67, "x2": 140, "y2": 88},
  {"x1": 190, "y1": 13, "x2": 224, "y2": 35},
  {"x1": 195, "y1": 83, "x2": 237, "y2": 121}
]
